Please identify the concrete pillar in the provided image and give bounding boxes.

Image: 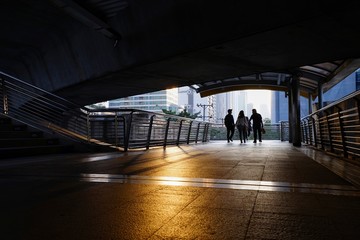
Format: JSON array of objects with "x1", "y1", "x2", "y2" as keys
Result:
[
  {"x1": 308, "y1": 92, "x2": 312, "y2": 114},
  {"x1": 317, "y1": 81, "x2": 323, "y2": 109},
  {"x1": 291, "y1": 76, "x2": 301, "y2": 147},
  {"x1": 287, "y1": 87, "x2": 293, "y2": 143}
]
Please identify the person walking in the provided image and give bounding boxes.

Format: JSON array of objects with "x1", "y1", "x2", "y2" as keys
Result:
[
  {"x1": 224, "y1": 109, "x2": 235, "y2": 143},
  {"x1": 249, "y1": 108, "x2": 263, "y2": 143},
  {"x1": 236, "y1": 110, "x2": 248, "y2": 143}
]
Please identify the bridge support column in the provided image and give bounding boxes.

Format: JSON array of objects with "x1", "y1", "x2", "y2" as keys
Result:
[
  {"x1": 318, "y1": 82, "x2": 323, "y2": 109},
  {"x1": 308, "y1": 92, "x2": 312, "y2": 114},
  {"x1": 290, "y1": 76, "x2": 301, "y2": 147},
  {"x1": 287, "y1": 88, "x2": 293, "y2": 143}
]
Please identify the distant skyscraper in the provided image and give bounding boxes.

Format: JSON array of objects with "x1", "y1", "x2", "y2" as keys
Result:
[
  {"x1": 215, "y1": 91, "x2": 247, "y2": 123},
  {"x1": 246, "y1": 103, "x2": 253, "y2": 118}
]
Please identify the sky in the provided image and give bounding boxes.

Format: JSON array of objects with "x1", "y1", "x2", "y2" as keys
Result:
[{"x1": 246, "y1": 90, "x2": 271, "y2": 119}]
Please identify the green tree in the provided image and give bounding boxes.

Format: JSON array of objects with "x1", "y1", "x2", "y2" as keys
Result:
[
  {"x1": 162, "y1": 108, "x2": 201, "y2": 119},
  {"x1": 263, "y1": 118, "x2": 271, "y2": 125}
]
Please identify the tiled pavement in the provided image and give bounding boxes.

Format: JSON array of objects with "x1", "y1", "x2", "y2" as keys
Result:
[{"x1": 1, "y1": 140, "x2": 360, "y2": 239}]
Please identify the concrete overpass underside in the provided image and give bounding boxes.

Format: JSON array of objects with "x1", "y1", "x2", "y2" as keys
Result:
[{"x1": 1, "y1": 1, "x2": 360, "y2": 106}]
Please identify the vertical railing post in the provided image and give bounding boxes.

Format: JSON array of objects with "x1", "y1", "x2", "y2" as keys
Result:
[
  {"x1": 304, "y1": 120, "x2": 308, "y2": 144},
  {"x1": 86, "y1": 112, "x2": 91, "y2": 142},
  {"x1": 336, "y1": 107, "x2": 348, "y2": 158},
  {"x1": 312, "y1": 116, "x2": 317, "y2": 147},
  {"x1": 124, "y1": 111, "x2": 134, "y2": 151},
  {"x1": 176, "y1": 120, "x2": 183, "y2": 145},
  {"x1": 318, "y1": 113, "x2": 324, "y2": 150},
  {"x1": 206, "y1": 124, "x2": 210, "y2": 142},
  {"x1": 356, "y1": 99, "x2": 360, "y2": 120},
  {"x1": 1, "y1": 77, "x2": 9, "y2": 114},
  {"x1": 119, "y1": 116, "x2": 126, "y2": 149},
  {"x1": 187, "y1": 121, "x2": 193, "y2": 144},
  {"x1": 146, "y1": 115, "x2": 155, "y2": 150},
  {"x1": 195, "y1": 122, "x2": 201, "y2": 143},
  {"x1": 164, "y1": 118, "x2": 171, "y2": 148},
  {"x1": 300, "y1": 120, "x2": 304, "y2": 143},
  {"x1": 325, "y1": 111, "x2": 333, "y2": 152},
  {"x1": 114, "y1": 114, "x2": 118, "y2": 147},
  {"x1": 203, "y1": 123, "x2": 209, "y2": 142},
  {"x1": 308, "y1": 118, "x2": 312, "y2": 145}
]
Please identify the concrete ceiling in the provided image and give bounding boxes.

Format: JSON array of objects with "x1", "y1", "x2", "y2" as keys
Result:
[{"x1": 1, "y1": 0, "x2": 360, "y2": 106}]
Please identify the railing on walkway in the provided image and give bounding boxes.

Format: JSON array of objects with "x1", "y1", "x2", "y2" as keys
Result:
[
  {"x1": 301, "y1": 90, "x2": 360, "y2": 160},
  {"x1": 88, "y1": 109, "x2": 210, "y2": 150},
  {"x1": 0, "y1": 71, "x2": 210, "y2": 151},
  {"x1": 280, "y1": 121, "x2": 289, "y2": 141},
  {"x1": 210, "y1": 123, "x2": 284, "y2": 140}
]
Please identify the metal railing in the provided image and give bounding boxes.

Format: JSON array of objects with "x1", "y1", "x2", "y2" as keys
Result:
[
  {"x1": 210, "y1": 123, "x2": 283, "y2": 140},
  {"x1": 0, "y1": 71, "x2": 210, "y2": 151},
  {"x1": 280, "y1": 121, "x2": 289, "y2": 141},
  {"x1": 301, "y1": 90, "x2": 360, "y2": 160}
]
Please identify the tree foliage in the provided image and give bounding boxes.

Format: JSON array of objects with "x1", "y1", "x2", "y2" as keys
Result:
[{"x1": 162, "y1": 109, "x2": 201, "y2": 119}]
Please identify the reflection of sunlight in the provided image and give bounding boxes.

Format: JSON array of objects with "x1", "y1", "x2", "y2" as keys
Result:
[
  {"x1": 82, "y1": 155, "x2": 115, "y2": 162},
  {"x1": 78, "y1": 174, "x2": 360, "y2": 197}
]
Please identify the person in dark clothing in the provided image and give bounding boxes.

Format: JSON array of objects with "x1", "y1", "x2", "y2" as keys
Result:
[
  {"x1": 224, "y1": 109, "x2": 235, "y2": 143},
  {"x1": 249, "y1": 108, "x2": 263, "y2": 143}
]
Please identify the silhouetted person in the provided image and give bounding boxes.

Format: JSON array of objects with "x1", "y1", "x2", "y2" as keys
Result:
[
  {"x1": 224, "y1": 109, "x2": 235, "y2": 143},
  {"x1": 249, "y1": 108, "x2": 263, "y2": 143},
  {"x1": 236, "y1": 110, "x2": 248, "y2": 143}
]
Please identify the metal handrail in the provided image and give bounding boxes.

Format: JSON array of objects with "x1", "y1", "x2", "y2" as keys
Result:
[
  {"x1": 301, "y1": 89, "x2": 360, "y2": 160},
  {"x1": 0, "y1": 71, "x2": 210, "y2": 151}
]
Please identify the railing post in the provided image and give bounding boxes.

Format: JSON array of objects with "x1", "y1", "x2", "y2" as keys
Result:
[
  {"x1": 124, "y1": 111, "x2": 134, "y2": 151},
  {"x1": 114, "y1": 114, "x2": 118, "y2": 147},
  {"x1": 356, "y1": 99, "x2": 360, "y2": 119},
  {"x1": 312, "y1": 116, "x2": 317, "y2": 147},
  {"x1": 146, "y1": 115, "x2": 155, "y2": 149},
  {"x1": 1, "y1": 77, "x2": 9, "y2": 114},
  {"x1": 303, "y1": 120, "x2": 308, "y2": 144},
  {"x1": 325, "y1": 111, "x2": 333, "y2": 152},
  {"x1": 307, "y1": 118, "x2": 312, "y2": 145},
  {"x1": 119, "y1": 115, "x2": 126, "y2": 149},
  {"x1": 176, "y1": 120, "x2": 183, "y2": 145},
  {"x1": 164, "y1": 118, "x2": 171, "y2": 148},
  {"x1": 300, "y1": 120, "x2": 304, "y2": 143},
  {"x1": 203, "y1": 123, "x2": 209, "y2": 142},
  {"x1": 187, "y1": 121, "x2": 193, "y2": 144},
  {"x1": 318, "y1": 113, "x2": 324, "y2": 150},
  {"x1": 195, "y1": 122, "x2": 201, "y2": 143},
  {"x1": 86, "y1": 112, "x2": 91, "y2": 142},
  {"x1": 207, "y1": 124, "x2": 210, "y2": 142},
  {"x1": 336, "y1": 108, "x2": 348, "y2": 158}
]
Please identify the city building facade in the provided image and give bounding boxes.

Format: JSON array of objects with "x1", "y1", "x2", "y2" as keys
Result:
[{"x1": 107, "y1": 89, "x2": 178, "y2": 113}]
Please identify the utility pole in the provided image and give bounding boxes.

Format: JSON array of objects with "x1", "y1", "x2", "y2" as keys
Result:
[{"x1": 197, "y1": 103, "x2": 213, "y2": 121}]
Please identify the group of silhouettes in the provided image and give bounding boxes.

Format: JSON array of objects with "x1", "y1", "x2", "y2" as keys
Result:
[{"x1": 224, "y1": 108, "x2": 264, "y2": 143}]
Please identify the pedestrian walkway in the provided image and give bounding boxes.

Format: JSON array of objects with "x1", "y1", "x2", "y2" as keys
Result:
[{"x1": 1, "y1": 140, "x2": 360, "y2": 239}]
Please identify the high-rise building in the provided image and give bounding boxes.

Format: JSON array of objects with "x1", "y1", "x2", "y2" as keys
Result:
[
  {"x1": 216, "y1": 91, "x2": 247, "y2": 124},
  {"x1": 108, "y1": 89, "x2": 178, "y2": 113}
]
